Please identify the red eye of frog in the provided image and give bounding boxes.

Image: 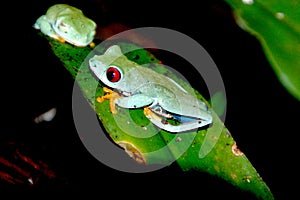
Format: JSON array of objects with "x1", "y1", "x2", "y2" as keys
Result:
[{"x1": 106, "y1": 66, "x2": 121, "y2": 82}]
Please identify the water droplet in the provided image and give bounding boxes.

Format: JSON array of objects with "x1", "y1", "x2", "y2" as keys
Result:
[
  {"x1": 275, "y1": 12, "x2": 285, "y2": 20},
  {"x1": 34, "y1": 108, "x2": 57, "y2": 123},
  {"x1": 242, "y1": 0, "x2": 254, "y2": 5}
]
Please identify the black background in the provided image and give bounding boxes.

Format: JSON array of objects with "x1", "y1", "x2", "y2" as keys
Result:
[{"x1": 1, "y1": 0, "x2": 299, "y2": 199}]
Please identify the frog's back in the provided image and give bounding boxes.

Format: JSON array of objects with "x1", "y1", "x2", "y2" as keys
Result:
[
  {"x1": 137, "y1": 65, "x2": 210, "y2": 116},
  {"x1": 46, "y1": 4, "x2": 79, "y2": 20},
  {"x1": 137, "y1": 65, "x2": 189, "y2": 95}
]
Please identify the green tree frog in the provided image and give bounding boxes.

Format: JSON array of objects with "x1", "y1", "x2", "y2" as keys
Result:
[
  {"x1": 89, "y1": 45, "x2": 213, "y2": 133},
  {"x1": 33, "y1": 4, "x2": 96, "y2": 47}
]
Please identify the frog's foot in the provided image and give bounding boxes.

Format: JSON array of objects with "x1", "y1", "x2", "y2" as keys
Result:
[
  {"x1": 143, "y1": 107, "x2": 209, "y2": 133},
  {"x1": 89, "y1": 42, "x2": 95, "y2": 48},
  {"x1": 96, "y1": 87, "x2": 121, "y2": 114},
  {"x1": 144, "y1": 107, "x2": 165, "y2": 123},
  {"x1": 52, "y1": 34, "x2": 66, "y2": 44}
]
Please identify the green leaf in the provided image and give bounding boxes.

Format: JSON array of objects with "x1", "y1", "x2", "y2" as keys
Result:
[
  {"x1": 225, "y1": 0, "x2": 300, "y2": 101},
  {"x1": 40, "y1": 33, "x2": 274, "y2": 199}
]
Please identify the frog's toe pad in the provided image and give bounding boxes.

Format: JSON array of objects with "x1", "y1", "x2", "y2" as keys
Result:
[{"x1": 96, "y1": 96, "x2": 106, "y2": 103}]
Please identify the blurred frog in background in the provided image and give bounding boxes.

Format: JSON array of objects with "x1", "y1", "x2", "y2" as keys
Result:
[{"x1": 33, "y1": 4, "x2": 96, "y2": 47}]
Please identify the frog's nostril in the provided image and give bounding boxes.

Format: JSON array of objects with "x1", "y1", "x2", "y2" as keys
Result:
[{"x1": 91, "y1": 63, "x2": 98, "y2": 69}]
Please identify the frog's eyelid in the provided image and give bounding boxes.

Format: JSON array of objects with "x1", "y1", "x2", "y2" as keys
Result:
[
  {"x1": 56, "y1": 21, "x2": 70, "y2": 33},
  {"x1": 54, "y1": 18, "x2": 68, "y2": 28}
]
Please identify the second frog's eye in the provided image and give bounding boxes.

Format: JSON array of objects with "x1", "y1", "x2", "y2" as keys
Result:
[{"x1": 106, "y1": 66, "x2": 122, "y2": 82}]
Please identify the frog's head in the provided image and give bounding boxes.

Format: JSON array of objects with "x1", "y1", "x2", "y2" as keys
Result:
[
  {"x1": 89, "y1": 45, "x2": 131, "y2": 88},
  {"x1": 53, "y1": 14, "x2": 96, "y2": 47}
]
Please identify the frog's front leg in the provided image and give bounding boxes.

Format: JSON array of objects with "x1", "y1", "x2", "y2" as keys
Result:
[
  {"x1": 97, "y1": 88, "x2": 153, "y2": 114},
  {"x1": 34, "y1": 16, "x2": 66, "y2": 43},
  {"x1": 96, "y1": 87, "x2": 122, "y2": 114},
  {"x1": 114, "y1": 94, "x2": 153, "y2": 109}
]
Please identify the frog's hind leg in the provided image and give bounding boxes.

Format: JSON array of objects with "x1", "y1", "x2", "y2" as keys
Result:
[{"x1": 143, "y1": 107, "x2": 210, "y2": 133}]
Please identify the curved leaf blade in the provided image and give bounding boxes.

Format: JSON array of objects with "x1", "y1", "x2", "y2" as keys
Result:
[
  {"x1": 225, "y1": 0, "x2": 300, "y2": 101},
  {"x1": 40, "y1": 33, "x2": 274, "y2": 199}
]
